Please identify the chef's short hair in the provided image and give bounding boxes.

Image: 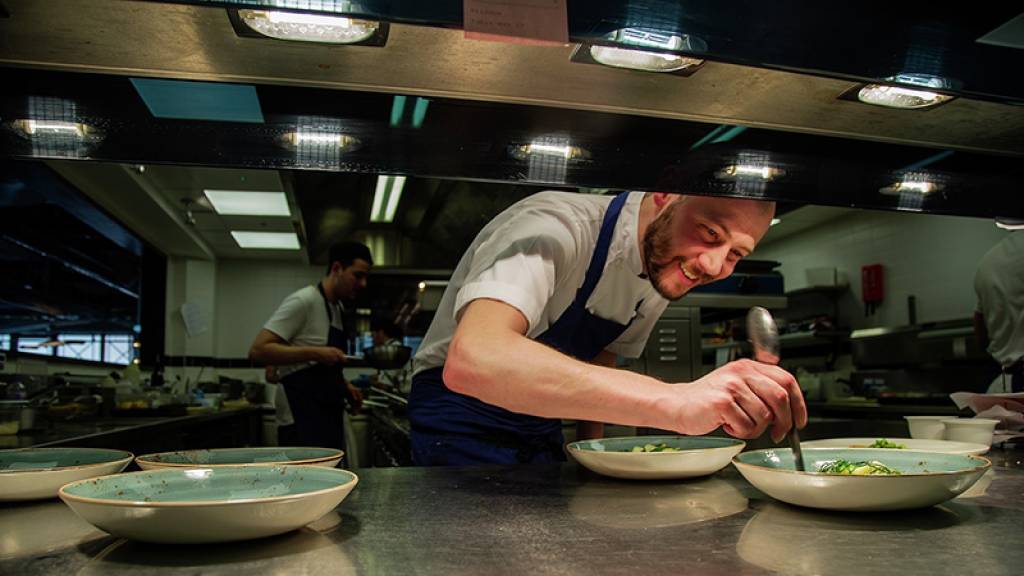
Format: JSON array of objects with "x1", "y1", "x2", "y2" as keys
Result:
[{"x1": 327, "y1": 241, "x2": 373, "y2": 274}]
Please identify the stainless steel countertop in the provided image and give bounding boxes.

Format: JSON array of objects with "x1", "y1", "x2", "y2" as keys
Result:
[{"x1": 2, "y1": 449, "x2": 1022, "y2": 575}]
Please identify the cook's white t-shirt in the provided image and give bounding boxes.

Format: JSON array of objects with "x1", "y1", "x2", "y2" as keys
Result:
[
  {"x1": 413, "y1": 191, "x2": 669, "y2": 375},
  {"x1": 263, "y1": 284, "x2": 346, "y2": 425}
]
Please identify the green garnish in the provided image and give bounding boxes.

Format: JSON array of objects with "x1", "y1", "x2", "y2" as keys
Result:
[
  {"x1": 817, "y1": 460, "x2": 901, "y2": 475},
  {"x1": 868, "y1": 438, "x2": 907, "y2": 449},
  {"x1": 629, "y1": 443, "x2": 682, "y2": 453}
]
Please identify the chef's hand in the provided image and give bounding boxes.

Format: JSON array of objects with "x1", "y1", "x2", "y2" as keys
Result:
[
  {"x1": 671, "y1": 359, "x2": 807, "y2": 443},
  {"x1": 346, "y1": 382, "x2": 363, "y2": 413},
  {"x1": 313, "y1": 346, "x2": 347, "y2": 365}
]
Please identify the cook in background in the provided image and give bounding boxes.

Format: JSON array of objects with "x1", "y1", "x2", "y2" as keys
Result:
[
  {"x1": 974, "y1": 230, "x2": 1024, "y2": 393},
  {"x1": 249, "y1": 241, "x2": 372, "y2": 456},
  {"x1": 408, "y1": 191, "x2": 806, "y2": 466}
]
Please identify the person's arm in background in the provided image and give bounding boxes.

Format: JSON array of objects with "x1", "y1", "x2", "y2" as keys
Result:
[
  {"x1": 445, "y1": 299, "x2": 806, "y2": 443},
  {"x1": 249, "y1": 329, "x2": 346, "y2": 366},
  {"x1": 575, "y1": 350, "x2": 617, "y2": 441}
]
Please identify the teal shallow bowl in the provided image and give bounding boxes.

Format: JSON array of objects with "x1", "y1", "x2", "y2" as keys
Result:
[
  {"x1": 135, "y1": 446, "x2": 343, "y2": 470},
  {"x1": 567, "y1": 435, "x2": 745, "y2": 480},
  {"x1": 0, "y1": 448, "x2": 133, "y2": 502},
  {"x1": 733, "y1": 448, "x2": 991, "y2": 511},
  {"x1": 60, "y1": 465, "x2": 358, "y2": 543}
]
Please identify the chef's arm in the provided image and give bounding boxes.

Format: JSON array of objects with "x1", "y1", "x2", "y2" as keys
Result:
[
  {"x1": 249, "y1": 329, "x2": 346, "y2": 365},
  {"x1": 445, "y1": 299, "x2": 805, "y2": 441},
  {"x1": 444, "y1": 298, "x2": 678, "y2": 430},
  {"x1": 575, "y1": 350, "x2": 617, "y2": 441}
]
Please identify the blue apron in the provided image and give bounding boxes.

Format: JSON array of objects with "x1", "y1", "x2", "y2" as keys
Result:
[
  {"x1": 409, "y1": 193, "x2": 640, "y2": 465},
  {"x1": 280, "y1": 283, "x2": 350, "y2": 454}
]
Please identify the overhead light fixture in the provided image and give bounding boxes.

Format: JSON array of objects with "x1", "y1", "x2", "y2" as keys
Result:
[
  {"x1": 995, "y1": 218, "x2": 1024, "y2": 230},
  {"x1": 572, "y1": 28, "x2": 706, "y2": 75},
  {"x1": 230, "y1": 9, "x2": 388, "y2": 45},
  {"x1": 879, "y1": 179, "x2": 942, "y2": 195},
  {"x1": 15, "y1": 119, "x2": 89, "y2": 137},
  {"x1": 371, "y1": 175, "x2": 406, "y2": 223},
  {"x1": 842, "y1": 73, "x2": 956, "y2": 110},
  {"x1": 511, "y1": 141, "x2": 591, "y2": 161},
  {"x1": 770, "y1": 218, "x2": 782, "y2": 227},
  {"x1": 716, "y1": 164, "x2": 785, "y2": 180},
  {"x1": 231, "y1": 231, "x2": 301, "y2": 250},
  {"x1": 284, "y1": 130, "x2": 358, "y2": 150},
  {"x1": 204, "y1": 190, "x2": 291, "y2": 216}
]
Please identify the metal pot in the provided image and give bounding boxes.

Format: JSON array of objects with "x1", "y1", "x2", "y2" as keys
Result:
[{"x1": 364, "y1": 345, "x2": 412, "y2": 371}]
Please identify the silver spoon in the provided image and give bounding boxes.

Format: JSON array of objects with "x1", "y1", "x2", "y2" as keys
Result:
[{"x1": 747, "y1": 306, "x2": 805, "y2": 471}]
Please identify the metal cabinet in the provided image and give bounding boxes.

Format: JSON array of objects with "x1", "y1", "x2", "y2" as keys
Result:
[{"x1": 640, "y1": 305, "x2": 701, "y2": 383}]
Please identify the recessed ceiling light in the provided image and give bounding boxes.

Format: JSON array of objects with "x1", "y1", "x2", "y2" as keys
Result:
[
  {"x1": 204, "y1": 190, "x2": 291, "y2": 217},
  {"x1": 879, "y1": 179, "x2": 942, "y2": 195},
  {"x1": 844, "y1": 74, "x2": 956, "y2": 110},
  {"x1": 232, "y1": 9, "x2": 387, "y2": 45},
  {"x1": 770, "y1": 218, "x2": 782, "y2": 226},
  {"x1": 231, "y1": 231, "x2": 301, "y2": 250},
  {"x1": 511, "y1": 141, "x2": 591, "y2": 161},
  {"x1": 716, "y1": 164, "x2": 785, "y2": 180},
  {"x1": 15, "y1": 119, "x2": 89, "y2": 137},
  {"x1": 574, "y1": 28, "x2": 706, "y2": 74}
]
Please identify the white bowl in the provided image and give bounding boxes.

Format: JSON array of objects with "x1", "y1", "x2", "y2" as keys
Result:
[
  {"x1": 567, "y1": 435, "x2": 745, "y2": 480},
  {"x1": 0, "y1": 448, "x2": 133, "y2": 502},
  {"x1": 904, "y1": 415, "x2": 948, "y2": 440},
  {"x1": 732, "y1": 448, "x2": 991, "y2": 511},
  {"x1": 60, "y1": 465, "x2": 358, "y2": 544},
  {"x1": 942, "y1": 418, "x2": 999, "y2": 447}
]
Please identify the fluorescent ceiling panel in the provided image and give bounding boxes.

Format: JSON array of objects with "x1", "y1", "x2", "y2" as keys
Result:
[
  {"x1": 231, "y1": 231, "x2": 300, "y2": 250},
  {"x1": 204, "y1": 190, "x2": 290, "y2": 216}
]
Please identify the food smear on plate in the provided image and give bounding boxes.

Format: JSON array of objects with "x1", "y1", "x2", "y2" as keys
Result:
[
  {"x1": 816, "y1": 460, "x2": 902, "y2": 475},
  {"x1": 628, "y1": 443, "x2": 682, "y2": 453}
]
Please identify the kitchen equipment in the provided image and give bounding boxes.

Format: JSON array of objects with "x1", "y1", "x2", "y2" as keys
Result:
[
  {"x1": 364, "y1": 344, "x2": 412, "y2": 371},
  {"x1": 747, "y1": 306, "x2": 804, "y2": 471},
  {"x1": 566, "y1": 435, "x2": 745, "y2": 480},
  {"x1": 0, "y1": 448, "x2": 133, "y2": 502},
  {"x1": 135, "y1": 447, "x2": 343, "y2": 470},
  {"x1": 733, "y1": 448, "x2": 990, "y2": 511},
  {"x1": 59, "y1": 465, "x2": 358, "y2": 544}
]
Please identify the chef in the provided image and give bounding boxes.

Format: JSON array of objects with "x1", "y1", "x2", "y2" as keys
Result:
[
  {"x1": 408, "y1": 191, "x2": 806, "y2": 465},
  {"x1": 250, "y1": 241, "x2": 372, "y2": 455}
]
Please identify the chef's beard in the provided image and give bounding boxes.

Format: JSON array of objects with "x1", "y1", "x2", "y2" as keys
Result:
[{"x1": 642, "y1": 204, "x2": 689, "y2": 301}]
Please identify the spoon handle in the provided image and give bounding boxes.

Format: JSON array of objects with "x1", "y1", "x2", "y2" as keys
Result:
[{"x1": 789, "y1": 427, "x2": 806, "y2": 471}]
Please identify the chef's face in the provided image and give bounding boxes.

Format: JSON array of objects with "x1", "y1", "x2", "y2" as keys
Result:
[
  {"x1": 643, "y1": 194, "x2": 774, "y2": 300},
  {"x1": 330, "y1": 258, "x2": 371, "y2": 301}
]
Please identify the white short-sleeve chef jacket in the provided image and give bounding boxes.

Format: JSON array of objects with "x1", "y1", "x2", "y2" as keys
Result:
[
  {"x1": 974, "y1": 231, "x2": 1024, "y2": 368},
  {"x1": 412, "y1": 191, "x2": 669, "y2": 375}
]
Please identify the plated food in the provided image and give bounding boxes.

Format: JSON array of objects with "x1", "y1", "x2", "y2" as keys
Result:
[
  {"x1": 0, "y1": 447, "x2": 134, "y2": 502},
  {"x1": 135, "y1": 446, "x2": 343, "y2": 470},
  {"x1": 567, "y1": 435, "x2": 745, "y2": 480},
  {"x1": 799, "y1": 437, "x2": 988, "y2": 455},
  {"x1": 59, "y1": 465, "x2": 358, "y2": 543},
  {"x1": 732, "y1": 448, "x2": 990, "y2": 511}
]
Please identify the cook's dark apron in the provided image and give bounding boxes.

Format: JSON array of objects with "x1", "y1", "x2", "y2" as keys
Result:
[
  {"x1": 280, "y1": 283, "x2": 350, "y2": 454},
  {"x1": 409, "y1": 193, "x2": 641, "y2": 465},
  {"x1": 1005, "y1": 359, "x2": 1023, "y2": 393}
]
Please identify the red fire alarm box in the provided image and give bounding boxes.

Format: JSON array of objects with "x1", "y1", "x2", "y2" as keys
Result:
[{"x1": 861, "y1": 263, "x2": 884, "y2": 316}]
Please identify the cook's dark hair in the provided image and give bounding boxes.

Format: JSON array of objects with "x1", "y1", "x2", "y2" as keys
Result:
[{"x1": 327, "y1": 241, "x2": 373, "y2": 274}]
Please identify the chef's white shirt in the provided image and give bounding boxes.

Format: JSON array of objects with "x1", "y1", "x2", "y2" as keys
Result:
[
  {"x1": 263, "y1": 284, "x2": 346, "y2": 426},
  {"x1": 974, "y1": 231, "x2": 1024, "y2": 392},
  {"x1": 413, "y1": 191, "x2": 669, "y2": 375}
]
